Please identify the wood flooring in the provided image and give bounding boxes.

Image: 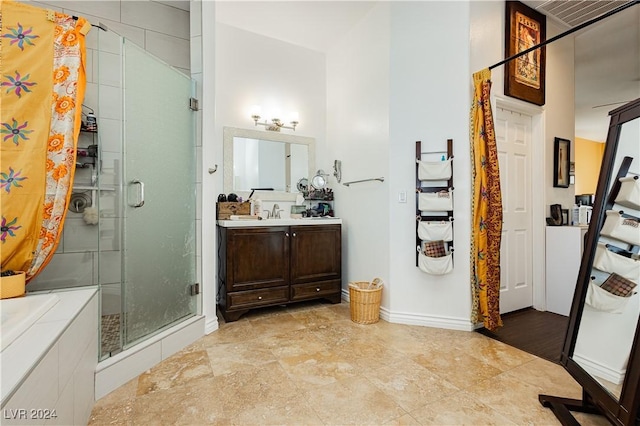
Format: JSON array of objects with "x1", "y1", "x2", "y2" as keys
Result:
[{"x1": 476, "y1": 307, "x2": 569, "y2": 363}]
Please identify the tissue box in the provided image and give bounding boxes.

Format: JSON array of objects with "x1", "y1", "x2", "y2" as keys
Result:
[{"x1": 217, "y1": 202, "x2": 251, "y2": 220}]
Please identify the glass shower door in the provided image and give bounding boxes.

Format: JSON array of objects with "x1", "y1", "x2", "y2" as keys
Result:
[{"x1": 122, "y1": 39, "x2": 196, "y2": 347}]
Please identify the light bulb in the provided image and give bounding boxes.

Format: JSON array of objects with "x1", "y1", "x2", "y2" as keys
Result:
[{"x1": 250, "y1": 105, "x2": 261, "y2": 118}]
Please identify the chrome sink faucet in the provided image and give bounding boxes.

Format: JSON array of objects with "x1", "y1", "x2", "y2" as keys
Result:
[
  {"x1": 263, "y1": 204, "x2": 283, "y2": 219},
  {"x1": 271, "y1": 204, "x2": 281, "y2": 219}
]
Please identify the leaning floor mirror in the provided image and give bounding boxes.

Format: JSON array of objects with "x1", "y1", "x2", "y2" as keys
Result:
[{"x1": 540, "y1": 98, "x2": 640, "y2": 425}]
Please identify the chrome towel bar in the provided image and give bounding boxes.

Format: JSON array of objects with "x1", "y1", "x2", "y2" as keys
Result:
[{"x1": 342, "y1": 177, "x2": 385, "y2": 187}]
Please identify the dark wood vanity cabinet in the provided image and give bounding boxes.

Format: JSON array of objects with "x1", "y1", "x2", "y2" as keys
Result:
[{"x1": 218, "y1": 224, "x2": 342, "y2": 321}]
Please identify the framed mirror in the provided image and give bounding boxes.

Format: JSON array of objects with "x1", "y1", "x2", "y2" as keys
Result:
[
  {"x1": 540, "y1": 98, "x2": 640, "y2": 425},
  {"x1": 223, "y1": 127, "x2": 315, "y2": 200}
]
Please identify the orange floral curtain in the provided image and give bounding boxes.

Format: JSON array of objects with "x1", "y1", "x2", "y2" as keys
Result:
[
  {"x1": 1, "y1": 0, "x2": 89, "y2": 281},
  {"x1": 470, "y1": 68, "x2": 503, "y2": 330}
]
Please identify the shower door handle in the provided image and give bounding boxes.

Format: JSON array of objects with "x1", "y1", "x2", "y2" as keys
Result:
[{"x1": 130, "y1": 179, "x2": 145, "y2": 207}]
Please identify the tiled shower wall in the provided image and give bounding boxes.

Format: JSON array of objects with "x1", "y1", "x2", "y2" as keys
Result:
[{"x1": 26, "y1": 1, "x2": 192, "y2": 318}]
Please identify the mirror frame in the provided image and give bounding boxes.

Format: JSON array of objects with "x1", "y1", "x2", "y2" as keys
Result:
[
  {"x1": 223, "y1": 126, "x2": 316, "y2": 201},
  {"x1": 548, "y1": 98, "x2": 640, "y2": 426}
]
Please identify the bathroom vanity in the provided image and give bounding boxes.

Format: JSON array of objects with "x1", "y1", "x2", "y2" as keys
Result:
[{"x1": 217, "y1": 218, "x2": 342, "y2": 321}]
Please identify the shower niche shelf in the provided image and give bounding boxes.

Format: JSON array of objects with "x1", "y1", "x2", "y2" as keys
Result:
[
  {"x1": 72, "y1": 185, "x2": 115, "y2": 191},
  {"x1": 75, "y1": 109, "x2": 100, "y2": 190}
]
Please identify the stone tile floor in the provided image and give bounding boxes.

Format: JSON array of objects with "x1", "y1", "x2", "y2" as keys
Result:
[{"x1": 89, "y1": 302, "x2": 611, "y2": 425}]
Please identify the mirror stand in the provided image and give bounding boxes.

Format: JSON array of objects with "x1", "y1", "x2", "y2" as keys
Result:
[
  {"x1": 538, "y1": 392, "x2": 603, "y2": 425},
  {"x1": 538, "y1": 98, "x2": 640, "y2": 426}
]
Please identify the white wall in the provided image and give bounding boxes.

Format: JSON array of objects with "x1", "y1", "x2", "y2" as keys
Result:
[
  {"x1": 214, "y1": 22, "x2": 327, "y2": 198},
  {"x1": 326, "y1": 2, "x2": 475, "y2": 329},
  {"x1": 545, "y1": 21, "x2": 576, "y2": 209},
  {"x1": 326, "y1": 4, "x2": 391, "y2": 307},
  {"x1": 386, "y1": 2, "x2": 473, "y2": 328}
]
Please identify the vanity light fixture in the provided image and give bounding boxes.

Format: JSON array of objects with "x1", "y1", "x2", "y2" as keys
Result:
[{"x1": 250, "y1": 106, "x2": 299, "y2": 132}]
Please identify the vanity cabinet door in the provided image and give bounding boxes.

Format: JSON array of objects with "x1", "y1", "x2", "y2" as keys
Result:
[
  {"x1": 290, "y1": 225, "x2": 341, "y2": 284},
  {"x1": 225, "y1": 227, "x2": 290, "y2": 291}
]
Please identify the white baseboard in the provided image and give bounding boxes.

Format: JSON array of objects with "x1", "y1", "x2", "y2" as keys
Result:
[
  {"x1": 573, "y1": 353, "x2": 626, "y2": 385},
  {"x1": 205, "y1": 317, "x2": 219, "y2": 335},
  {"x1": 95, "y1": 315, "x2": 205, "y2": 400},
  {"x1": 341, "y1": 288, "x2": 474, "y2": 331},
  {"x1": 386, "y1": 310, "x2": 475, "y2": 331}
]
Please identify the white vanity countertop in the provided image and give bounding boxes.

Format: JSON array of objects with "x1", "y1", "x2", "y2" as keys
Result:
[{"x1": 218, "y1": 217, "x2": 342, "y2": 228}]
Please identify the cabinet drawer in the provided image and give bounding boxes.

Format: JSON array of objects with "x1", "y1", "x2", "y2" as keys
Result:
[
  {"x1": 290, "y1": 280, "x2": 341, "y2": 301},
  {"x1": 228, "y1": 286, "x2": 289, "y2": 309}
]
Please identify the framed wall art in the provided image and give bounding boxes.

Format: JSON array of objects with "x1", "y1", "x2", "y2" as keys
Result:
[
  {"x1": 504, "y1": 1, "x2": 547, "y2": 106},
  {"x1": 554, "y1": 137, "x2": 571, "y2": 188},
  {"x1": 570, "y1": 161, "x2": 576, "y2": 185}
]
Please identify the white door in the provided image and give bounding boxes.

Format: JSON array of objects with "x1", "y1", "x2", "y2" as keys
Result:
[{"x1": 495, "y1": 107, "x2": 533, "y2": 313}]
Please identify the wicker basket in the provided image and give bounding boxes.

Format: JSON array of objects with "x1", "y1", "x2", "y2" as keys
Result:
[
  {"x1": 349, "y1": 279, "x2": 383, "y2": 324},
  {"x1": 0, "y1": 271, "x2": 26, "y2": 299}
]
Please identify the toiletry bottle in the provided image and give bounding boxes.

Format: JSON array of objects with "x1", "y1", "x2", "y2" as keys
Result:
[
  {"x1": 253, "y1": 198, "x2": 262, "y2": 217},
  {"x1": 571, "y1": 203, "x2": 579, "y2": 226}
]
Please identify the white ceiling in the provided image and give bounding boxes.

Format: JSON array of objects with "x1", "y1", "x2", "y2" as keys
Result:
[{"x1": 216, "y1": 1, "x2": 640, "y2": 142}]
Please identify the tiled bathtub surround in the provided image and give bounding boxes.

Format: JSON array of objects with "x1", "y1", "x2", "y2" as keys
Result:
[
  {"x1": 89, "y1": 302, "x2": 610, "y2": 425},
  {"x1": 1, "y1": 289, "x2": 98, "y2": 425}
]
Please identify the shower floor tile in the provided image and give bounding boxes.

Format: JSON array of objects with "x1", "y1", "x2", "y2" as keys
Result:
[{"x1": 101, "y1": 313, "x2": 121, "y2": 357}]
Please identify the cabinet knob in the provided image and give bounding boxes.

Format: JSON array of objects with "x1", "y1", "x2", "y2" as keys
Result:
[
  {"x1": 258, "y1": 296, "x2": 263, "y2": 300},
  {"x1": 285, "y1": 232, "x2": 289, "y2": 237},
  {"x1": 293, "y1": 232, "x2": 296, "y2": 237},
  {"x1": 316, "y1": 287, "x2": 320, "y2": 292}
]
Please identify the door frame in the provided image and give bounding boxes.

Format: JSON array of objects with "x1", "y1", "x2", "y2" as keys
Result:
[{"x1": 494, "y1": 97, "x2": 546, "y2": 311}]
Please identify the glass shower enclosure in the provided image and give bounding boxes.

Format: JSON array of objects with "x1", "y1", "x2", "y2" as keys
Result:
[
  {"x1": 29, "y1": 28, "x2": 197, "y2": 360},
  {"x1": 98, "y1": 31, "x2": 197, "y2": 357}
]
